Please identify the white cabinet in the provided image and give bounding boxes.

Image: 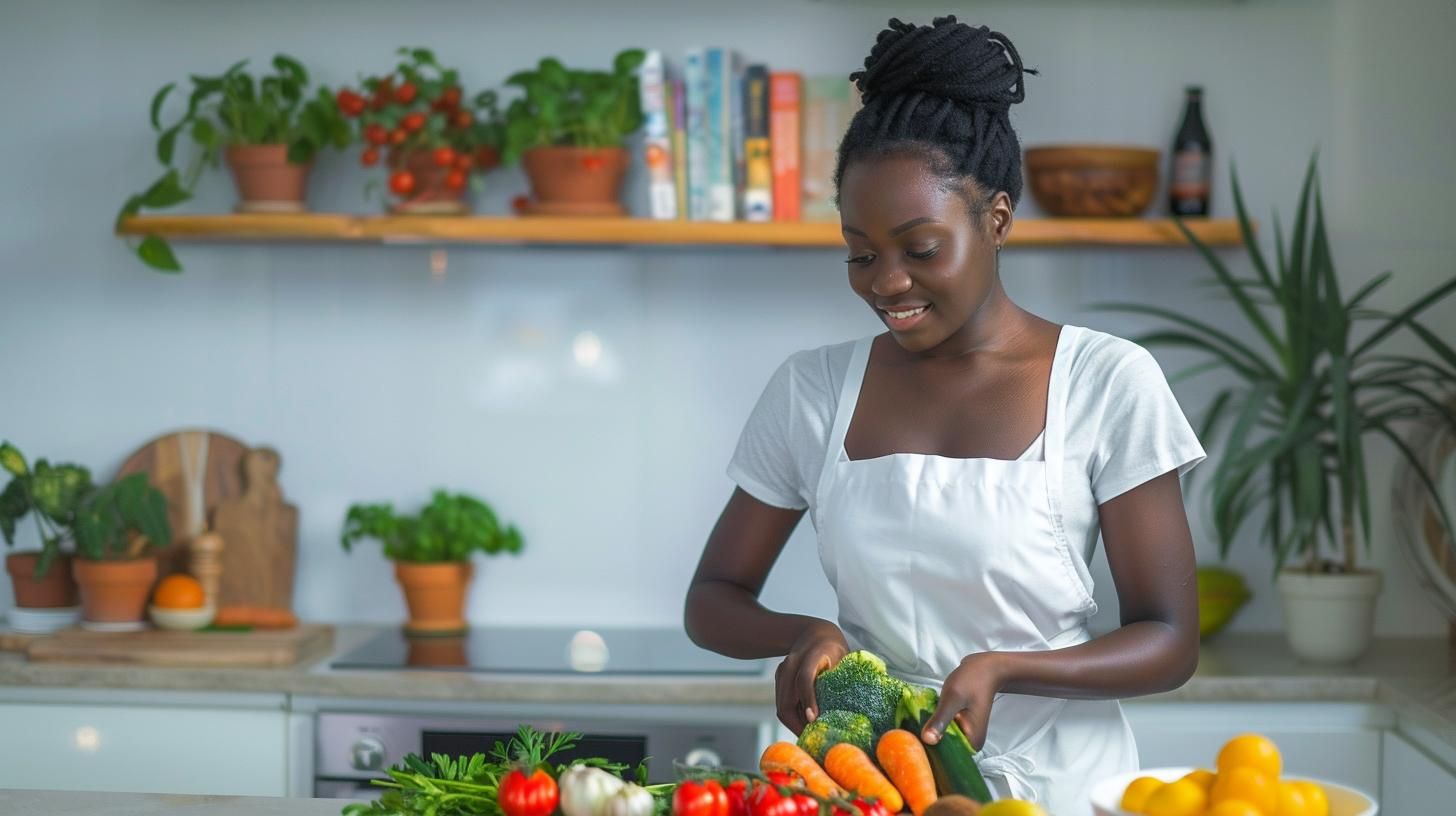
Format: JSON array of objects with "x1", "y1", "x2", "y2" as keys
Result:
[
  {"x1": 1122, "y1": 701, "x2": 1386, "y2": 796},
  {"x1": 0, "y1": 698, "x2": 290, "y2": 796},
  {"x1": 1381, "y1": 731, "x2": 1456, "y2": 815}
]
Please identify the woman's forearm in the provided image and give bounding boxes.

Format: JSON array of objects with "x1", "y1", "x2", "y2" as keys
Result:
[
  {"x1": 685, "y1": 578, "x2": 834, "y2": 660},
  {"x1": 991, "y1": 619, "x2": 1198, "y2": 699}
]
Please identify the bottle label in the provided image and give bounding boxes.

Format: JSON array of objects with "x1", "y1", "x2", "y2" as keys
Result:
[{"x1": 1171, "y1": 150, "x2": 1210, "y2": 198}]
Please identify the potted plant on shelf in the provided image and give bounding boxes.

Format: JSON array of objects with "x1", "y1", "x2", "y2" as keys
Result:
[
  {"x1": 1101, "y1": 155, "x2": 1456, "y2": 664},
  {"x1": 502, "y1": 49, "x2": 645, "y2": 216},
  {"x1": 339, "y1": 48, "x2": 506, "y2": 215},
  {"x1": 1, "y1": 443, "x2": 86, "y2": 622},
  {"x1": 117, "y1": 54, "x2": 351, "y2": 272},
  {"x1": 341, "y1": 490, "x2": 522, "y2": 634}
]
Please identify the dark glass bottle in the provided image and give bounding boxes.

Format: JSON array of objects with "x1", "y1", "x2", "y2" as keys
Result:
[{"x1": 1169, "y1": 86, "x2": 1213, "y2": 217}]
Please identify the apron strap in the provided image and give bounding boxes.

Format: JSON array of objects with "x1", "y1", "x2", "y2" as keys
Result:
[
  {"x1": 1043, "y1": 326, "x2": 1072, "y2": 514},
  {"x1": 816, "y1": 336, "x2": 873, "y2": 502}
]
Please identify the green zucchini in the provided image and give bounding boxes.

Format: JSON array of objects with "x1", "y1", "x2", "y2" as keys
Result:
[{"x1": 897, "y1": 685, "x2": 994, "y2": 804}]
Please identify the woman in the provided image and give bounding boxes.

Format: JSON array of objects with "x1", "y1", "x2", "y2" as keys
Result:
[{"x1": 684, "y1": 16, "x2": 1206, "y2": 815}]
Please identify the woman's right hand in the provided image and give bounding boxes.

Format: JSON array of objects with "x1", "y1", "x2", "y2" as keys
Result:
[{"x1": 775, "y1": 620, "x2": 849, "y2": 735}]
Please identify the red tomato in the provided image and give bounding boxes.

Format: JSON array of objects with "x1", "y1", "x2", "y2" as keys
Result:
[
  {"x1": 390, "y1": 128, "x2": 408, "y2": 146},
  {"x1": 510, "y1": 194, "x2": 530, "y2": 214},
  {"x1": 453, "y1": 110, "x2": 474, "y2": 129},
  {"x1": 674, "y1": 780, "x2": 729, "y2": 816},
  {"x1": 371, "y1": 79, "x2": 393, "y2": 111},
  {"x1": 364, "y1": 124, "x2": 388, "y2": 146},
  {"x1": 401, "y1": 113, "x2": 426, "y2": 132},
  {"x1": 835, "y1": 801, "x2": 889, "y2": 816},
  {"x1": 360, "y1": 148, "x2": 380, "y2": 167},
  {"x1": 581, "y1": 155, "x2": 606, "y2": 172},
  {"x1": 335, "y1": 89, "x2": 365, "y2": 117},
  {"x1": 445, "y1": 169, "x2": 467, "y2": 191},
  {"x1": 440, "y1": 86, "x2": 462, "y2": 108},
  {"x1": 497, "y1": 768, "x2": 558, "y2": 816},
  {"x1": 389, "y1": 171, "x2": 416, "y2": 196},
  {"x1": 726, "y1": 779, "x2": 751, "y2": 816},
  {"x1": 453, "y1": 153, "x2": 474, "y2": 171},
  {"x1": 433, "y1": 147, "x2": 457, "y2": 168},
  {"x1": 749, "y1": 781, "x2": 801, "y2": 816},
  {"x1": 395, "y1": 82, "x2": 418, "y2": 105},
  {"x1": 793, "y1": 795, "x2": 819, "y2": 816}
]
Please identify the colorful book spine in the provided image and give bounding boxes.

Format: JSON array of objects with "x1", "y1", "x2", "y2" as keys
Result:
[
  {"x1": 802, "y1": 76, "x2": 862, "y2": 221},
  {"x1": 769, "y1": 71, "x2": 802, "y2": 222},
  {"x1": 639, "y1": 51, "x2": 676, "y2": 220},
  {"x1": 704, "y1": 48, "x2": 738, "y2": 222},
  {"x1": 684, "y1": 49, "x2": 710, "y2": 221},
  {"x1": 742, "y1": 65, "x2": 773, "y2": 222},
  {"x1": 671, "y1": 76, "x2": 689, "y2": 221}
]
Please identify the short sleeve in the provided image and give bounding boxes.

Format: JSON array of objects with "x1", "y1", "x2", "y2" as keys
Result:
[
  {"x1": 1088, "y1": 346, "x2": 1207, "y2": 504},
  {"x1": 727, "y1": 358, "x2": 810, "y2": 509}
]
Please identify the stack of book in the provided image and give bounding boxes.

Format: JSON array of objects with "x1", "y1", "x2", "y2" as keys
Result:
[{"x1": 638, "y1": 49, "x2": 862, "y2": 223}]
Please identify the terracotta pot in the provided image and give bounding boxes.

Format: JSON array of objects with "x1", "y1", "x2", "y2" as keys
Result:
[
  {"x1": 5, "y1": 552, "x2": 78, "y2": 608},
  {"x1": 225, "y1": 144, "x2": 312, "y2": 213},
  {"x1": 73, "y1": 556, "x2": 158, "y2": 623},
  {"x1": 390, "y1": 150, "x2": 471, "y2": 215},
  {"x1": 394, "y1": 561, "x2": 472, "y2": 634},
  {"x1": 520, "y1": 146, "x2": 629, "y2": 216}
]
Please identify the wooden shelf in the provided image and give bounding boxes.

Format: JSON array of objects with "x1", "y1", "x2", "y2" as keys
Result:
[{"x1": 116, "y1": 213, "x2": 1244, "y2": 249}]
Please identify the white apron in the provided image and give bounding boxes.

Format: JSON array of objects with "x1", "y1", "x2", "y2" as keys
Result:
[{"x1": 813, "y1": 331, "x2": 1138, "y2": 816}]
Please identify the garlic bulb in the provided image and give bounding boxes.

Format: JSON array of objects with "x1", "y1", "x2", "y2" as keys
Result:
[{"x1": 558, "y1": 765, "x2": 627, "y2": 816}]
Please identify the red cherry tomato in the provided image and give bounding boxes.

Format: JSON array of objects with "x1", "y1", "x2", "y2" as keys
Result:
[
  {"x1": 390, "y1": 128, "x2": 408, "y2": 146},
  {"x1": 497, "y1": 768, "x2": 558, "y2": 816},
  {"x1": 725, "y1": 779, "x2": 751, "y2": 816},
  {"x1": 581, "y1": 154, "x2": 606, "y2": 172},
  {"x1": 335, "y1": 89, "x2": 365, "y2": 117},
  {"x1": 433, "y1": 147, "x2": 457, "y2": 168},
  {"x1": 835, "y1": 800, "x2": 889, "y2": 816},
  {"x1": 402, "y1": 113, "x2": 426, "y2": 132},
  {"x1": 453, "y1": 110, "x2": 474, "y2": 129},
  {"x1": 748, "y1": 780, "x2": 801, "y2": 816},
  {"x1": 371, "y1": 79, "x2": 393, "y2": 111},
  {"x1": 440, "y1": 86, "x2": 462, "y2": 108},
  {"x1": 364, "y1": 124, "x2": 388, "y2": 146},
  {"x1": 389, "y1": 171, "x2": 416, "y2": 196},
  {"x1": 453, "y1": 153, "x2": 474, "y2": 171},
  {"x1": 445, "y1": 169, "x2": 467, "y2": 191},
  {"x1": 674, "y1": 780, "x2": 729, "y2": 816},
  {"x1": 395, "y1": 82, "x2": 417, "y2": 105},
  {"x1": 360, "y1": 148, "x2": 380, "y2": 167}
]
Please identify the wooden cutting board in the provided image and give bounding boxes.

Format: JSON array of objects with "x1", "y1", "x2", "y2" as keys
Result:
[
  {"x1": 25, "y1": 625, "x2": 333, "y2": 668},
  {"x1": 0, "y1": 629, "x2": 41, "y2": 652}
]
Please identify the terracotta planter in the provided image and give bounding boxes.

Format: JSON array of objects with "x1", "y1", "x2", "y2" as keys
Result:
[
  {"x1": 225, "y1": 144, "x2": 312, "y2": 213},
  {"x1": 520, "y1": 146, "x2": 629, "y2": 216},
  {"x1": 394, "y1": 561, "x2": 472, "y2": 634},
  {"x1": 5, "y1": 552, "x2": 78, "y2": 609},
  {"x1": 73, "y1": 556, "x2": 158, "y2": 624},
  {"x1": 390, "y1": 150, "x2": 470, "y2": 215}
]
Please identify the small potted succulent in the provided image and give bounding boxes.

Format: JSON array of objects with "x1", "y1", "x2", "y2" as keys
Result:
[
  {"x1": 502, "y1": 50, "x2": 645, "y2": 216},
  {"x1": 1, "y1": 442, "x2": 172, "y2": 628},
  {"x1": 342, "y1": 490, "x2": 522, "y2": 634},
  {"x1": 118, "y1": 55, "x2": 350, "y2": 272},
  {"x1": 1, "y1": 442, "x2": 85, "y2": 613},
  {"x1": 338, "y1": 48, "x2": 506, "y2": 214}
]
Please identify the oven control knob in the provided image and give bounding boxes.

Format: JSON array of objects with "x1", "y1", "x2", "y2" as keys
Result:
[
  {"x1": 350, "y1": 736, "x2": 386, "y2": 772},
  {"x1": 683, "y1": 746, "x2": 722, "y2": 768}
]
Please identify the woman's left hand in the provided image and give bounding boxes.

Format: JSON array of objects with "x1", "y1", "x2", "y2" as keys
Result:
[{"x1": 922, "y1": 651, "x2": 1007, "y2": 750}]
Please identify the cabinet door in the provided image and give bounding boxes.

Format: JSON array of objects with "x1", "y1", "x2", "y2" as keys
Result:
[
  {"x1": 1123, "y1": 702, "x2": 1384, "y2": 796},
  {"x1": 1382, "y1": 731, "x2": 1456, "y2": 814},
  {"x1": 0, "y1": 702, "x2": 288, "y2": 796}
]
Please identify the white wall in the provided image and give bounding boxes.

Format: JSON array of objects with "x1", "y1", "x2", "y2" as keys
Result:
[{"x1": 1, "y1": 0, "x2": 1450, "y2": 636}]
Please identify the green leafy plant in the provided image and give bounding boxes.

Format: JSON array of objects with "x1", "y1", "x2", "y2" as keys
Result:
[
  {"x1": 117, "y1": 54, "x2": 351, "y2": 272},
  {"x1": 339, "y1": 48, "x2": 507, "y2": 203},
  {"x1": 341, "y1": 490, "x2": 523, "y2": 563},
  {"x1": 501, "y1": 50, "x2": 646, "y2": 164},
  {"x1": 1098, "y1": 155, "x2": 1456, "y2": 574},
  {"x1": 1, "y1": 441, "x2": 172, "y2": 572}
]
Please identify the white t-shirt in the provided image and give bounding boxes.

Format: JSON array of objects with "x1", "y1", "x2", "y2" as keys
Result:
[{"x1": 726, "y1": 325, "x2": 1207, "y2": 563}]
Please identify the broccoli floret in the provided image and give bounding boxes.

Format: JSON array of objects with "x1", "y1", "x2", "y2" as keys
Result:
[
  {"x1": 796, "y1": 709, "x2": 874, "y2": 763},
  {"x1": 814, "y1": 650, "x2": 908, "y2": 736}
]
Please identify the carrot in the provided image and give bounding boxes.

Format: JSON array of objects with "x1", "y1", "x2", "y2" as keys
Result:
[
  {"x1": 876, "y1": 729, "x2": 937, "y2": 816},
  {"x1": 825, "y1": 742, "x2": 904, "y2": 814},
  {"x1": 760, "y1": 741, "x2": 843, "y2": 799},
  {"x1": 214, "y1": 606, "x2": 298, "y2": 629}
]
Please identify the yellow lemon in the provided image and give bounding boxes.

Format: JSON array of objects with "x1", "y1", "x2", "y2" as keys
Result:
[
  {"x1": 1292, "y1": 782, "x2": 1329, "y2": 816},
  {"x1": 979, "y1": 801, "x2": 1046, "y2": 816},
  {"x1": 1145, "y1": 778, "x2": 1208, "y2": 816},
  {"x1": 1274, "y1": 780, "x2": 1309, "y2": 816},
  {"x1": 1208, "y1": 801, "x2": 1264, "y2": 816},
  {"x1": 1211, "y1": 766, "x2": 1277, "y2": 815},
  {"x1": 1181, "y1": 769, "x2": 1217, "y2": 793},
  {"x1": 1217, "y1": 734, "x2": 1283, "y2": 779},
  {"x1": 1121, "y1": 776, "x2": 1166, "y2": 812}
]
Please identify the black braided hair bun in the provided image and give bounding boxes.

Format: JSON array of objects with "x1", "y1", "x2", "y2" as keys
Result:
[{"x1": 836, "y1": 15, "x2": 1036, "y2": 209}]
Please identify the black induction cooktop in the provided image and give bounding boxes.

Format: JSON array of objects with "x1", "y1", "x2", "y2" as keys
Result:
[{"x1": 330, "y1": 626, "x2": 768, "y2": 675}]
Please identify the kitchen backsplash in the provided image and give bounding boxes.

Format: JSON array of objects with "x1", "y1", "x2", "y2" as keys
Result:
[{"x1": 2, "y1": 0, "x2": 1451, "y2": 636}]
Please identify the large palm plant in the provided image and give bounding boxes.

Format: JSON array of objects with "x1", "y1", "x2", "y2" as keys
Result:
[{"x1": 1102, "y1": 156, "x2": 1456, "y2": 573}]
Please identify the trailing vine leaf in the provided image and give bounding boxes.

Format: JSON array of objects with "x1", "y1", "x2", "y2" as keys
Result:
[{"x1": 136, "y1": 236, "x2": 181, "y2": 272}]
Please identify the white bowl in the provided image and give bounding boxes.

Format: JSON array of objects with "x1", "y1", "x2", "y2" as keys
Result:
[
  {"x1": 148, "y1": 604, "x2": 215, "y2": 631},
  {"x1": 1091, "y1": 766, "x2": 1377, "y2": 816}
]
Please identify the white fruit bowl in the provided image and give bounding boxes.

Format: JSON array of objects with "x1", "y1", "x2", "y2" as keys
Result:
[
  {"x1": 148, "y1": 604, "x2": 215, "y2": 631},
  {"x1": 1090, "y1": 766, "x2": 1377, "y2": 816}
]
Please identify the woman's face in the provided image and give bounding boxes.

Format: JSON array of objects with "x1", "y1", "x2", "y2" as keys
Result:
[{"x1": 838, "y1": 154, "x2": 1012, "y2": 355}]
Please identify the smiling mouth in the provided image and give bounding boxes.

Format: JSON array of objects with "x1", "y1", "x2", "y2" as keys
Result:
[{"x1": 881, "y1": 305, "x2": 930, "y2": 319}]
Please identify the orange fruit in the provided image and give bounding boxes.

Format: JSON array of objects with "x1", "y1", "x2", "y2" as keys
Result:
[
  {"x1": 153, "y1": 574, "x2": 206, "y2": 609},
  {"x1": 1292, "y1": 782, "x2": 1328, "y2": 816},
  {"x1": 1144, "y1": 778, "x2": 1207, "y2": 816},
  {"x1": 1274, "y1": 781, "x2": 1309, "y2": 816},
  {"x1": 1212, "y1": 766, "x2": 1278, "y2": 815},
  {"x1": 1208, "y1": 802, "x2": 1264, "y2": 816},
  {"x1": 1217, "y1": 734, "x2": 1283, "y2": 779},
  {"x1": 1181, "y1": 769, "x2": 1217, "y2": 792},
  {"x1": 1121, "y1": 776, "x2": 1165, "y2": 812}
]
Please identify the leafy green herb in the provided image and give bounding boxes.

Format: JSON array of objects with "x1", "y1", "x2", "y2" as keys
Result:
[
  {"x1": 342, "y1": 490, "x2": 523, "y2": 563},
  {"x1": 501, "y1": 49, "x2": 646, "y2": 164}
]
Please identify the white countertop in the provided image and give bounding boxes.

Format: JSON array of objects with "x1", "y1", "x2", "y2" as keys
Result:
[{"x1": 0, "y1": 789, "x2": 353, "y2": 815}]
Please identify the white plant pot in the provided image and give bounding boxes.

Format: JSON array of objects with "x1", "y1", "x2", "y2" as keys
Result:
[{"x1": 1277, "y1": 568, "x2": 1383, "y2": 664}]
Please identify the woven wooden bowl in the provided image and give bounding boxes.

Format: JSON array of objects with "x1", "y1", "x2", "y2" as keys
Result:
[{"x1": 1024, "y1": 145, "x2": 1160, "y2": 217}]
